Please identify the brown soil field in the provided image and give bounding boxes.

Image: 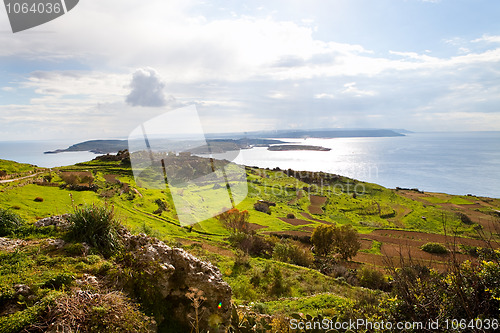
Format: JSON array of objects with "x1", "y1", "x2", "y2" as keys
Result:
[
  {"x1": 308, "y1": 195, "x2": 327, "y2": 214},
  {"x1": 246, "y1": 222, "x2": 269, "y2": 231},
  {"x1": 278, "y1": 217, "x2": 312, "y2": 226},
  {"x1": 103, "y1": 174, "x2": 120, "y2": 184},
  {"x1": 300, "y1": 212, "x2": 334, "y2": 224}
]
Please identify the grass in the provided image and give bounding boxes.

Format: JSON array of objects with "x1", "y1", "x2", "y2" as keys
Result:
[
  {"x1": 66, "y1": 204, "x2": 123, "y2": 257},
  {"x1": 360, "y1": 240, "x2": 382, "y2": 255},
  {"x1": 0, "y1": 208, "x2": 26, "y2": 237},
  {"x1": 1, "y1": 156, "x2": 500, "y2": 332},
  {"x1": 0, "y1": 159, "x2": 39, "y2": 175}
]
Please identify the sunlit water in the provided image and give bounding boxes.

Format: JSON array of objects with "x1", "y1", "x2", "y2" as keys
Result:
[
  {"x1": 212, "y1": 132, "x2": 500, "y2": 198},
  {"x1": 1, "y1": 132, "x2": 499, "y2": 197}
]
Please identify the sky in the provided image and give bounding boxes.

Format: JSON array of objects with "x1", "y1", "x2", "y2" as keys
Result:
[{"x1": 1, "y1": 0, "x2": 500, "y2": 141}]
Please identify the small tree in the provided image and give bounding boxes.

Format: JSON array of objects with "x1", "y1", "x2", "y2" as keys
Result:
[
  {"x1": 311, "y1": 224, "x2": 361, "y2": 260},
  {"x1": 216, "y1": 208, "x2": 250, "y2": 234},
  {"x1": 332, "y1": 224, "x2": 361, "y2": 261},
  {"x1": 311, "y1": 225, "x2": 335, "y2": 256}
]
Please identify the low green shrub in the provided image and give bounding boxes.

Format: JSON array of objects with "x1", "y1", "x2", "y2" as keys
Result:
[
  {"x1": 420, "y1": 242, "x2": 448, "y2": 254},
  {"x1": 41, "y1": 272, "x2": 75, "y2": 290},
  {"x1": 273, "y1": 239, "x2": 313, "y2": 267},
  {"x1": 67, "y1": 204, "x2": 123, "y2": 257},
  {"x1": 357, "y1": 266, "x2": 390, "y2": 291},
  {"x1": 228, "y1": 231, "x2": 274, "y2": 257},
  {"x1": 0, "y1": 208, "x2": 25, "y2": 237}
]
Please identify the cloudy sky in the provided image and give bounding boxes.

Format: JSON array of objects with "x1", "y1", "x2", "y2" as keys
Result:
[{"x1": 1, "y1": 0, "x2": 500, "y2": 141}]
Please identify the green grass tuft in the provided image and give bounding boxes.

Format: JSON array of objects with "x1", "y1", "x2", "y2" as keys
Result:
[{"x1": 67, "y1": 204, "x2": 123, "y2": 257}]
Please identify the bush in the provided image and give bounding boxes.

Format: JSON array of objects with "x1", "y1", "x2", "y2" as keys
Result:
[
  {"x1": 34, "y1": 197, "x2": 44, "y2": 202},
  {"x1": 311, "y1": 224, "x2": 361, "y2": 260},
  {"x1": 254, "y1": 202, "x2": 271, "y2": 214},
  {"x1": 456, "y1": 212, "x2": 473, "y2": 224},
  {"x1": 67, "y1": 204, "x2": 123, "y2": 257},
  {"x1": 420, "y1": 242, "x2": 448, "y2": 254},
  {"x1": 286, "y1": 213, "x2": 295, "y2": 219},
  {"x1": 228, "y1": 231, "x2": 274, "y2": 257},
  {"x1": 269, "y1": 267, "x2": 290, "y2": 297},
  {"x1": 0, "y1": 208, "x2": 25, "y2": 237},
  {"x1": 273, "y1": 239, "x2": 313, "y2": 267},
  {"x1": 387, "y1": 260, "x2": 500, "y2": 323},
  {"x1": 332, "y1": 225, "x2": 361, "y2": 261},
  {"x1": 311, "y1": 225, "x2": 335, "y2": 256},
  {"x1": 41, "y1": 290, "x2": 155, "y2": 333},
  {"x1": 357, "y1": 266, "x2": 389, "y2": 291},
  {"x1": 216, "y1": 208, "x2": 250, "y2": 233}
]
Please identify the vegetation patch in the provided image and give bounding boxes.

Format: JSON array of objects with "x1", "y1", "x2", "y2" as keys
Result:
[{"x1": 420, "y1": 242, "x2": 448, "y2": 254}]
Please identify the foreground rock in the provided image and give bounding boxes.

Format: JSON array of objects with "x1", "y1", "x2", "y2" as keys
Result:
[{"x1": 118, "y1": 231, "x2": 232, "y2": 332}]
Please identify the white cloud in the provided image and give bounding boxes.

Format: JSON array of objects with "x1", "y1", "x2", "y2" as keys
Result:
[
  {"x1": 472, "y1": 35, "x2": 500, "y2": 44},
  {"x1": 341, "y1": 82, "x2": 376, "y2": 97},
  {"x1": 314, "y1": 93, "x2": 335, "y2": 99},
  {"x1": 1, "y1": 1, "x2": 500, "y2": 138},
  {"x1": 126, "y1": 68, "x2": 168, "y2": 107}
]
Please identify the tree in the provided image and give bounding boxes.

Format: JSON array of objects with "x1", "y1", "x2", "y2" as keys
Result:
[
  {"x1": 311, "y1": 224, "x2": 335, "y2": 256},
  {"x1": 332, "y1": 224, "x2": 361, "y2": 261},
  {"x1": 311, "y1": 224, "x2": 361, "y2": 260},
  {"x1": 216, "y1": 208, "x2": 250, "y2": 234}
]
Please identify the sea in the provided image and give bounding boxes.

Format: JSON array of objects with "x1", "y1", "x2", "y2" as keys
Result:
[{"x1": 0, "y1": 132, "x2": 499, "y2": 198}]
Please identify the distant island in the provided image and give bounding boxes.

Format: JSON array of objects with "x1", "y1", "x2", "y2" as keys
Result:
[
  {"x1": 268, "y1": 145, "x2": 331, "y2": 151},
  {"x1": 44, "y1": 128, "x2": 405, "y2": 155}
]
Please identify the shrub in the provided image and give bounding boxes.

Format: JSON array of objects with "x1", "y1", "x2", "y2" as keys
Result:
[
  {"x1": 0, "y1": 208, "x2": 25, "y2": 237},
  {"x1": 34, "y1": 197, "x2": 44, "y2": 202},
  {"x1": 41, "y1": 290, "x2": 155, "y2": 333},
  {"x1": 420, "y1": 242, "x2": 448, "y2": 254},
  {"x1": 286, "y1": 213, "x2": 295, "y2": 219},
  {"x1": 357, "y1": 266, "x2": 389, "y2": 291},
  {"x1": 456, "y1": 212, "x2": 473, "y2": 224},
  {"x1": 228, "y1": 231, "x2": 274, "y2": 257},
  {"x1": 273, "y1": 239, "x2": 313, "y2": 267},
  {"x1": 311, "y1": 224, "x2": 361, "y2": 260},
  {"x1": 216, "y1": 208, "x2": 250, "y2": 233},
  {"x1": 67, "y1": 204, "x2": 123, "y2": 257},
  {"x1": 311, "y1": 225, "x2": 335, "y2": 256},
  {"x1": 269, "y1": 267, "x2": 290, "y2": 297},
  {"x1": 253, "y1": 202, "x2": 271, "y2": 214},
  {"x1": 332, "y1": 225, "x2": 361, "y2": 261},
  {"x1": 387, "y1": 260, "x2": 500, "y2": 323}
]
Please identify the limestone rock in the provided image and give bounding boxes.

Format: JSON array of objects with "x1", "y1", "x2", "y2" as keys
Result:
[{"x1": 121, "y1": 232, "x2": 232, "y2": 332}]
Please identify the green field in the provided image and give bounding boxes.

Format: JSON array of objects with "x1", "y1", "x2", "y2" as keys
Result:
[{"x1": 1, "y1": 155, "x2": 499, "y2": 332}]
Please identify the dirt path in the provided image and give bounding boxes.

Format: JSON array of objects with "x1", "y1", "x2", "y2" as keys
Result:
[{"x1": 0, "y1": 172, "x2": 43, "y2": 184}]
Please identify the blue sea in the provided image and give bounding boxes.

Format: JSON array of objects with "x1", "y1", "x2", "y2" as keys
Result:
[
  {"x1": 215, "y1": 131, "x2": 500, "y2": 198},
  {"x1": 0, "y1": 140, "x2": 101, "y2": 168},
  {"x1": 0, "y1": 132, "x2": 499, "y2": 198}
]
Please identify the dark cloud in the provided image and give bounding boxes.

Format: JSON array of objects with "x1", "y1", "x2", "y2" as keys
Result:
[{"x1": 126, "y1": 68, "x2": 167, "y2": 107}]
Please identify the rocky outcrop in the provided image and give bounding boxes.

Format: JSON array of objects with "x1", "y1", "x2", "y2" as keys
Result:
[
  {"x1": 32, "y1": 215, "x2": 233, "y2": 332},
  {"x1": 119, "y1": 231, "x2": 232, "y2": 332},
  {"x1": 34, "y1": 214, "x2": 70, "y2": 230}
]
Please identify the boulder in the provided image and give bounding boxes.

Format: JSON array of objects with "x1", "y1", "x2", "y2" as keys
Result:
[{"x1": 121, "y1": 232, "x2": 232, "y2": 332}]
